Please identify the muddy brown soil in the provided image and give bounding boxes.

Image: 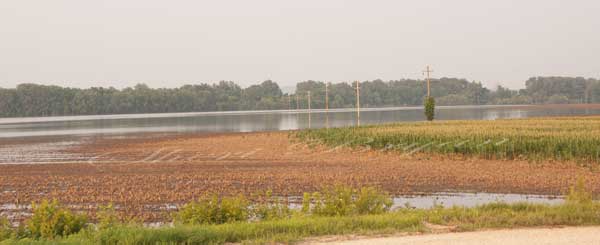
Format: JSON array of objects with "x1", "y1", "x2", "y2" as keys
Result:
[{"x1": 1, "y1": 132, "x2": 599, "y2": 221}]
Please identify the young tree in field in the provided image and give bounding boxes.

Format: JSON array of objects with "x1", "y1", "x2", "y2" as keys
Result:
[{"x1": 424, "y1": 96, "x2": 435, "y2": 121}]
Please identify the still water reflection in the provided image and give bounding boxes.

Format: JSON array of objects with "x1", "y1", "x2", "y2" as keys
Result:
[{"x1": 1, "y1": 105, "x2": 600, "y2": 138}]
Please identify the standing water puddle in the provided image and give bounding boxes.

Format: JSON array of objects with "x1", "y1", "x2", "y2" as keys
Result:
[
  {"x1": 1, "y1": 192, "x2": 567, "y2": 225},
  {"x1": 392, "y1": 192, "x2": 564, "y2": 209},
  {"x1": 287, "y1": 192, "x2": 565, "y2": 210}
]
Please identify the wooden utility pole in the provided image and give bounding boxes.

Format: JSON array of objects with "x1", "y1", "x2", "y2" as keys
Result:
[
  {"x1": 585, "y1": 80, "x2": 591, "y2": 104},
  {"x1": 423, "y1": 65, "x2": 434, "y2": 97},
  {"x1": 325, "y1": 83, "x2": 329, "y2": 110},
  {"x1": 307, "y1": 91, "x2": 311, "y2": 129},
  {"x1": 325, "y1": 83, "x2": 329, "y2": 128},
  {"x1": 356, "y1": 81, "x2": 360, "y2": 127}
]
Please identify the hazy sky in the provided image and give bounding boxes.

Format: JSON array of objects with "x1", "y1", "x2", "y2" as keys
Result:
[{"x1": 1, "y1": 0, "x2": 598, "y2": 90}]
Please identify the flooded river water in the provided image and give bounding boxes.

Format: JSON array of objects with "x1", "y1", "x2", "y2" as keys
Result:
[{"x1": 2, "y1": 104, "x2": 600, "y2": 138}]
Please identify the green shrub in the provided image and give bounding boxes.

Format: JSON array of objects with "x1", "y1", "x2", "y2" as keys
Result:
[
  {"x1": 355, "y1": 187, "x2": 393, "y2": 215},
  {"x1": 566, "y1": 178, "x2": 593, "y2": 205},
  {"x1": 312, "y1": 186, "x2": 355, "y2": 216},
  {"x1": 97, "y1": 203, "x2": 120, "y2": 230},
  {"x1": 26, "y1": 199, "x2": 88, "y2": 239},
  {"x1": 305, "y1": 186, "x2": 393, "y2": 216},
  {"x1": 424, "y1": 96, "x2": 435, "y2": 121},
  {"x1": 0, "y1": 216, "x2": 12, "y2": 241},
  {"x1": 301, "y1": 192, "x2": 311, "y2": 214},
  {"x1": 174, "y1": 194, "x2": 250, "y2": 225},
  {"x1": 174, "y1": 186, "x2": 392, "y2": 224},
  {"x1": 253, "y1": 190, "x2": 292, "y2": 221},
  {"x1": 12, "y1": 223, "x2": 29, "y2": 241}
]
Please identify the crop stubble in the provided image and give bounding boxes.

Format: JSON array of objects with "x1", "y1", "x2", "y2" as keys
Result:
[{"x1": 0, "y1": 131, "x2": 599, "y2": 222}]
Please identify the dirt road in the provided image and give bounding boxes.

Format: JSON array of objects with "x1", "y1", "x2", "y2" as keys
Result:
[{"x1": 315, "y1": 227, "x2": 600, "y2": 245}]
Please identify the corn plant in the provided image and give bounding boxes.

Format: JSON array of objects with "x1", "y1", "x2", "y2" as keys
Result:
[{"x1": 296, "y1": 116, "x2": 600, "y2": 163}]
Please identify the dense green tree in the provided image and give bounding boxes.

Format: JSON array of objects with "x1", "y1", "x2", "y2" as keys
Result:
[
  {"x1": 437, "y1": 94, "x2": 470, "y2": 105},
  {"x1": 546, "y1": 95, "x2": 570, "y2": 104},
  {"x1": 0, "y1": 76, "x2": 597, "y2": 118},
  {"x1": 242, "y1": 80, "x2": 283, "y2": 110},
  {"x1": 296, "y1": 81, "x2": 327, "y2": 109},
  {"x1": 524, "y1": 77, "x2": 590, "y2": 104},
  {"x1": 328, "y1": 82, "x2": 355, "y2": 108},
  {"x1": 0, "y1": 88, "x2": 17, "y2": 117},
  {"x1": 214, "y1": 81, "x2": 242, "y2": 111}
]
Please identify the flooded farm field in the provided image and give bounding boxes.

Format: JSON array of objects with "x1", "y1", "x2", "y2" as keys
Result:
[
  {"x1": 1, "y1": 130, "x2": 598, "y2": 223},
  {"x1": 2, "y1": 105, "x2": 600, "y2": 223}
]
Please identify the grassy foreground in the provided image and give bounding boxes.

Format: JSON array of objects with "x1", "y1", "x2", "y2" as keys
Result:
[
  {"x1": 3, "y1": 201, "x2": 600, "y2": 244},
  {"x1": 296, "y1": 116, "x2": 600, "y2": 162},
  {"x1": 0, "y1": 179, "x2": 597, "y2": 244},
  {"x1": 2, "y1": 182, "x2": 599, "y2": 244}
]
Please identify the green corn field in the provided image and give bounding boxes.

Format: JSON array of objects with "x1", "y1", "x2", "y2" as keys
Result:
[{"x1": 296, "y1": 116, "x2": 600, "y2": 163}]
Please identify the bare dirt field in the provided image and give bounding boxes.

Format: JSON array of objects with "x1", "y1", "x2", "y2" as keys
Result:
[{"x1": 1, "y1": 131, "x2": 599, "y2": 221}]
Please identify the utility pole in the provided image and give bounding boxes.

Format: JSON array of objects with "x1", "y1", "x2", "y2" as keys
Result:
[
  {"x1": 585, "y1": 80, "x2": 590, "y2": 104},
  {"x1": 423, "y1": 65, "x2": 434, "y2": 97},
  {"x1": 307, "y1": 91, "x2": 311, "y2": 129},
  {"x1": 325, "y1": 83, "x2": 329, "y2": 110},
  {"x1": 591, "y1": 81, "x2": 595, "y2": 103},
  {"x1": 325, "y1": 83, "x2": 329, "y2": 128},
  {"x1": 356, "y1": 81, "x2": 360, "y2": 127}
]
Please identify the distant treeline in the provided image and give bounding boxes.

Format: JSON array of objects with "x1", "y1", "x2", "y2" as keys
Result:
[{"x1": 1, "y1": 77, "x2": 599, "y2": 117}]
